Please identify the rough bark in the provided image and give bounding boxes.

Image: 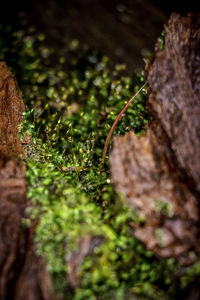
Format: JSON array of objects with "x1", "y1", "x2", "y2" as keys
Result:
[
  {"x1": 0, "y1": 62, "x2": 57, "y2": 300},
  {"x1": 110, "y1": 13, "x2": 200, "y2": 265}
]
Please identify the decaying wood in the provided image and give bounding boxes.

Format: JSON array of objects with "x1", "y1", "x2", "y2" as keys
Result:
[
  {"x1": 110, "y1": 13, "x2": 200, "y2": 265},
  {"x1": 0, "y1": 62, "x2": 57, "y2": 300},
  {"x1": 0, "y1": 62, "x2": 24, "y2": 161}
]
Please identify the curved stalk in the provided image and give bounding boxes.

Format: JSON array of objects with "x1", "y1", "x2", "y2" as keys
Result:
[{"x1": 102, "y1": 82, "x2": 147, "y2": 162}]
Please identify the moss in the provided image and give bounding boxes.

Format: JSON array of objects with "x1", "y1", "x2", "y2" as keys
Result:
[
  {"x1": 154, "y1": 199, "x2": 172, "y2": 217},
  {"x1": 1, "y1": 22, "x2": 199, "y2": 300},
  {"x1": 157, "y1": 30, "x2": 165, "y2": 51}
]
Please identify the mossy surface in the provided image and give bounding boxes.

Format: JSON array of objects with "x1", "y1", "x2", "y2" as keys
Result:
[{"x1": 1, "y1": 23, "x2": 200, "y2": 300}]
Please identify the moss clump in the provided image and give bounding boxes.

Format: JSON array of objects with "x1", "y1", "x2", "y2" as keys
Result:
[
  {"x1": 1, "y1": 23, "x2": 200, "y2": 300},
  {"x1": 157, "y1": 30, "x2": 165, "y2": 51}
]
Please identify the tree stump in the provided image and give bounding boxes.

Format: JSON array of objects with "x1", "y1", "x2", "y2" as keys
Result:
[{"x1": 110, "y1": 13, "x2": 200, "y2": 265}]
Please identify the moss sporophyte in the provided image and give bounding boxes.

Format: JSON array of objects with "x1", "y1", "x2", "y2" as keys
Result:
[
  {"x1": 1, "y1": 23, "x2": 200, "y2": 300},
  {"x1": 102, "y1": 82, "x2": 147, "y2": 162}
]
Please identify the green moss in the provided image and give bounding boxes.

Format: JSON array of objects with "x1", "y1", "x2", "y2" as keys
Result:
[
  {"x1": 1, "y1": 22, "x2": 199, "y2": 300},
  {"x1": 157, "y1": 30, "x2": 165, "y2": 51},
  {"x1": 154, "y1": 199, "x2": 172, "y2": 217}
]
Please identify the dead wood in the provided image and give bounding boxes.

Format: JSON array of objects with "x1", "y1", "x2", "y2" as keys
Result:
[
  {"x1": 0, "y1": 62, "x2": 57, "y2": 300},
  {"x1": 110, "y1": 13, "x2": 200, "y2": 265}
]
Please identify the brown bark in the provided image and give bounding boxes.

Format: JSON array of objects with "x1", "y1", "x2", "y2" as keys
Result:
[
  {"x1": 0, "y1": 62, "x2": 57, "y2": 300},
  {"x1": 110, "y1": 13, "x2": 200, "y2": 265}
]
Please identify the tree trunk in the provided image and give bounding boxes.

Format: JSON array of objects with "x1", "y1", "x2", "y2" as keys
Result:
[
  {"x1": 0, "y1": 62, "x2": 57, "y2": 300},
  {"x1": 110, "y1": 13, "x2": 200, "y2": 266}
]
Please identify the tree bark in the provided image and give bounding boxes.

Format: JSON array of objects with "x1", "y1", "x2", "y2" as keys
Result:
[
  {"x1": 0, "y1": 62, "x2": 57, "y2": 300},
  {"x1": 110, "y1": 13, "x2": 200, "y2": 265}
]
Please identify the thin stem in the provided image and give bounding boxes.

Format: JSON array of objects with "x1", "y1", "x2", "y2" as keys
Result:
[{"x1": 102, "y1": 82, "x2": 147, "y2": 162}]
